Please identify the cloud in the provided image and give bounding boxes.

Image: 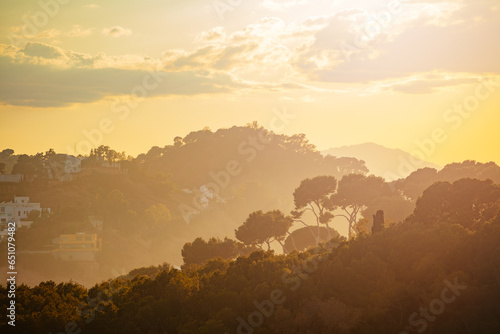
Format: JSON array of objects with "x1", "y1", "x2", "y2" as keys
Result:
[
  {"x1": 0, "y1": 44, "x2": 303, "y2": 107},
  {"x1": 66, "y1": 25, "x2": 93, "y2": 37},
  {"x1": 102, "y1": 26, "x2": 131, "y2": 38},
  {"x1": 0, "y1": 56, "x2": 239, "y2": 107},
  {"x1": 5, "y1": 0, "x2": 497, "y2": 108},
  {"x1": 163, "y1": 17, "x2": 325, "y2": 77},
  {"x1": 389, "y1": 75, "x2": 482, "y2": 94},
  {"x1": 8, "y1": 25, "x2": 93, "y2": 48},
  {"x1": 290, "y1": 0, "x2": 500, "y2": 84},
  {"x1": 84, "y1": 4, "x2": 100, "y2": 9},
  {"x1": 22, "y1": 42, "x2": 65, "y2": 59},
  {"x1": 197, "y1": 27, "x2": 226, "y2": 43},
  {"x1": 8, "y1": 27, "x2": 61, "y2": 45}
]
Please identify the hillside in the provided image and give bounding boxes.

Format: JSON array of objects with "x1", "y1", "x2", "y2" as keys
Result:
[
  {"x1": 4, "y1": 209, "x2": 500, "y2": 333},
  {"x1": 0, "y1": 125, "x2": 368, "y2": 285},
  {"x1": 2, "y1": 127, "x2": 499, "y2": 288},
  {"x1": 322, "y1": 142, "x2": 441, "y2": 179}
]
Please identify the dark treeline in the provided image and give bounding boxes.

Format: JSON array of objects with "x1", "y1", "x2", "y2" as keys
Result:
[{"x1": 1, "y1": 183, "x2": 500, "y2": 333}]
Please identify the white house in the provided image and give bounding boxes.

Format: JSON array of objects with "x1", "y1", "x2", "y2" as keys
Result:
[
  {"x1": 61, "y1": 154, "x2": 82, "y2": 174},
  {"x1": 0, "y1": 174, "x2": 23, "y2": 183},
  {"x1": 0, "y1": 196, "x2": 46, "y2": 240},
  {"x1": 0, "y1": 196, "x2": 47, "y2": 224},
  {"x1": 45, "y1": 154, "x2": 82, "y2": 181}
]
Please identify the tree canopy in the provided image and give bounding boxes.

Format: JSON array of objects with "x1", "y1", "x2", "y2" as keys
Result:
[
  {"x1": 235, "y1": 210, "x2": 293, "y2": 250},
  {"x1": 411, "y1": 178, "x2": 500, "y2": 230}
]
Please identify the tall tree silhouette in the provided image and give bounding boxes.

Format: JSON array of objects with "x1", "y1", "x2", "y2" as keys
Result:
[
  {"x1": 331, "y1": 174, "x2": 387, "y2": 238},
  {"x1": 292, "y1": 176, "x2": 338, "y2": 241},
  {"x1": 235, "y1": 210, "x2": 293, "y2": 250}
]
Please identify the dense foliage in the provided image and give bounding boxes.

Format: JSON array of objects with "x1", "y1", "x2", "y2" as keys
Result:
[
  {"x1": 1, "y1": 126, "x2": 500, "y2": 333},
  {"x1": 0, "y1": 125, "x2": 369, "y2": 284},
  {"x1": 2, "y1": 190, "x2": 499, "y2": 333}
]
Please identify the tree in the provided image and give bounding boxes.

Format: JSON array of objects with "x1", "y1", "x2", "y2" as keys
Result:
[
  {"x1": 45, "y1": 148, "x2": 56, "y2": 159},
  {"x1": 0, "y1": 149, "x2": 15, "y2": 175},
  {"x1": 283, "y1": 226, "x2": 343, "y2": 253},
  {"x1": 411, "y1": 178, "x2": 500, "y2": 230},
  {"x1": 235, "y1": 210, "x2": 293, "y2": 250},
  {"x1": 183, "y1": 127, "x2": 213, "y2": 144},
  {"x1": 87, "y1": 145, "x2": 126, "y2": 164},
  {"x1": 438, "y1": 160, "x2": 500, "y2": 183},
  {"x1": 173, "y1": 136, "x2": 184, "y2": 147},
  {"x1": 361, "y1": 194, "x2": 414, "y2": 226},
  {"x1": 331, "y1": 174, "x2": 387, "y2": 239},
  {"x1": 372, "y1": 210, "x2": 384, "y2": 234},
  {"x1": 394, "y1": 161, "x2": 500, "y2": 201},
  {"x1": 292, "y1": 176, "x2": 338, "y2": 235},
  {"x1": 93, "y1": 189, "x2": 137, "y2": 231},
  {"x1": 394, "y1": 167, "x2": 439, "y2": 201},
  {"x1": 322, "y1": 155, "x2": 369, "y2": 176},
  {"x1": 1, "y1": 148, "x2": 14, "y2": 157},
  {"x1": 181, "y1": 237, "x2": 247, "y2": 266},
  {"x1": 26, "y1": 209, "x2": 41, "y2": 222},
  {"x1": 144, "y1": 204, "x2": 171, "y2": 227},
  {"x1": 11, "y1": 153, "x2": 46, "y2": 180}
]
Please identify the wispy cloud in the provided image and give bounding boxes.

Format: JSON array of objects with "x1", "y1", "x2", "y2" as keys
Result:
[
  {"x1": 2, "y1": 0, "x2": 499, "y2": 108},
  {"x1": 67, "y1": 25, "x2": 93, "y2": 37},
  {"x1": 21, "y1": 42, "x2": 65, "y2": 59},
  {"x1": 0, "y1": 43, "x2": 305, "y2": 107},
  {"x1": 102, "y1": 26, "x2": 132, "y2": 38}
]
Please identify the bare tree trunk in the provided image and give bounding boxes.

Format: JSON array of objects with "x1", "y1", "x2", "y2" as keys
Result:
[{"x1": 372, "y1": 210, "x2": 384, "y2": 234}]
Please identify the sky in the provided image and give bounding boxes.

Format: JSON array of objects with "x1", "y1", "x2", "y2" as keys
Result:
[{"x1": 0, "y1": 0, "x2": 499, "y2": 166}]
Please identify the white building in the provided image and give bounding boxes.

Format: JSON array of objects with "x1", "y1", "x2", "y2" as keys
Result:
[
  {"x1": 0, "y1": 196, "x2": 46, "y2": 224},
  {"x1": 61, "y1": 154, "x2": 82, "y2": 174},
  {"x1": 0, "y1": 174, "x2": 23, "y2": 183},
  {"x1": 0, "y1": 197, "x2": 45, "y2": 240},
  {"x1": 45, "y1": 154, "x2": 82, "y2": 181}
]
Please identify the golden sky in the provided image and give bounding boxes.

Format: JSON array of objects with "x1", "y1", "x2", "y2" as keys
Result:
[{"x1": 0, "y1": 0, "x2": 499, "y2": 166}]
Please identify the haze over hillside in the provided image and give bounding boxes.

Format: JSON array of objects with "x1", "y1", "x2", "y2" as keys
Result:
[
  {"x1": 1, "y1": 0, "x2": 499, "y2": 331},
  {"x1": 322, "y1": 143, "x2": 441, "y2": 179},
  {"x1": 2, "y1": 125, "x2": 500, "y2": 289}
]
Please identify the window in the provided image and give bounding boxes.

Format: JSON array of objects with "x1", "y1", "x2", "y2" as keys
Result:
[
  {"x1": 85, "y1": 236, "x2": 92, "y2": 241},
  {"x1": 0, "y1": 207, "x2": 4, "y2": 213},
  {"x1": 18, "y1": 211, "x2": 21, "y2": 216},
  {"x1": 76, "y1": 236, "x2": 83, "y2": 241},
  {"x1": 61, "y1": 237, "x2": 68, "y2": 242}
]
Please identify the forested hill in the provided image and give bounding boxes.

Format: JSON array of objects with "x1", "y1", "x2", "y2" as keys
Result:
[
  {"x1": 137, "y1": 123, "x2": 368, "y2": 195},
  {"x1": 1, "y1": 124, "x2": 500, "y2": 333},
  {"x1": 3, "y1": 207, "x2": 500, "y2": 333},
  {"x1": 0, "y1": 125, "x2": 368, "y2": 285},
  {"x1": 1, "y1": 125, "x2": 500, "y2": 287}
]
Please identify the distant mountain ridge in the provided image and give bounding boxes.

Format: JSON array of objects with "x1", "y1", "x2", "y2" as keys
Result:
[{"x1": 322, "y1": 142, "x2": 441, "y2": 179}]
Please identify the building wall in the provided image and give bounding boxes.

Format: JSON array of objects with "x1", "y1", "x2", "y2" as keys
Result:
[
  {"x1": 52, "y1": 233, "x2": 102, "y2": 261},
  {"x1": 0, "y1": 196, "x2": 43, "y2": 223},
  {"x1": 0, "y1": 174, "x2": 23, "y2": 183},
  {"x1": 64, "y1": 156, "x2": 82, "y2": 174}
]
